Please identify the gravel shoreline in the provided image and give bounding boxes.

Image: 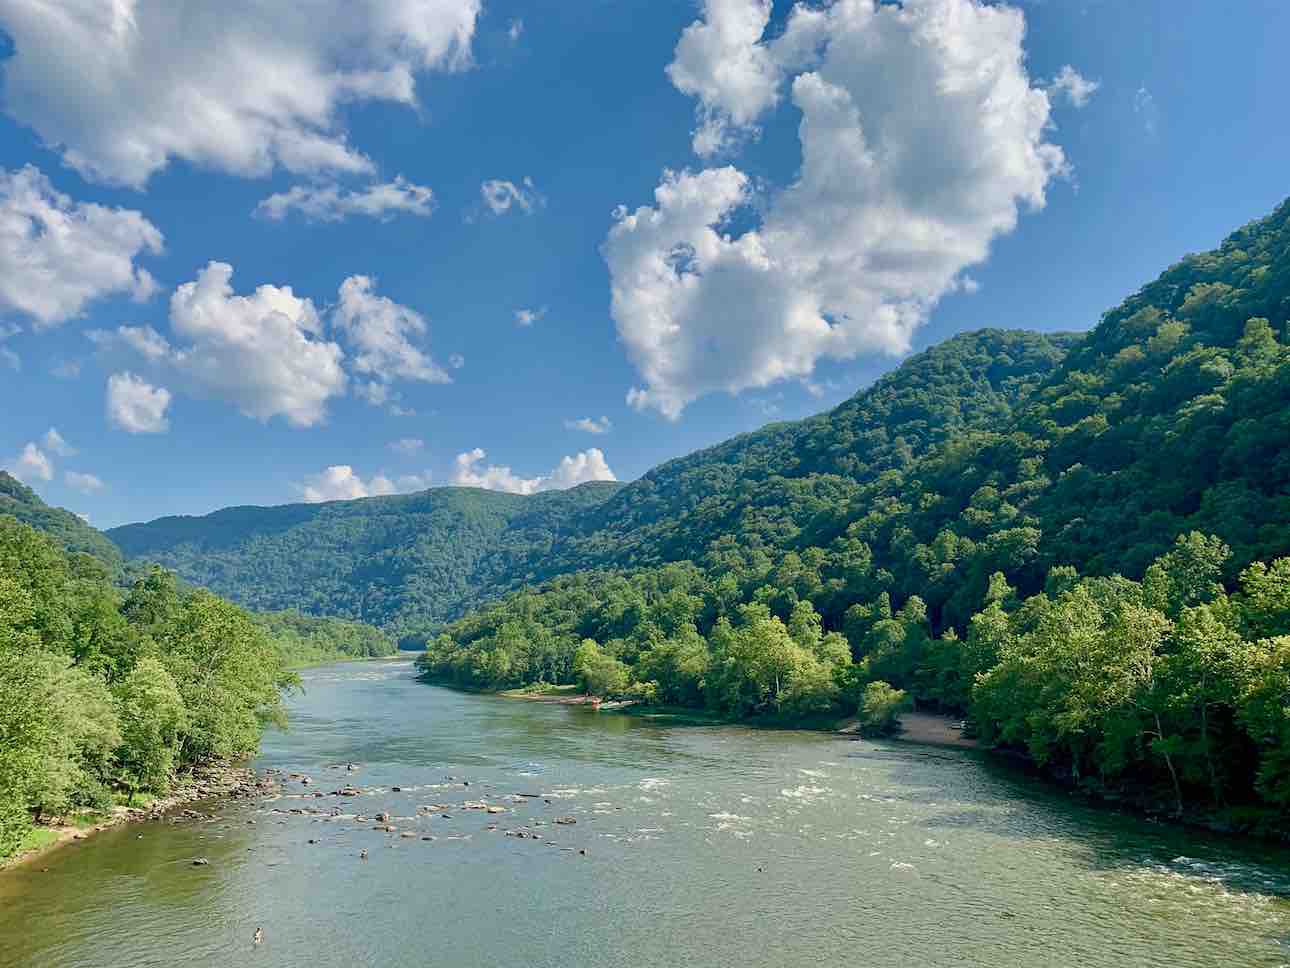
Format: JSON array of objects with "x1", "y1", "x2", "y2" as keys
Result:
[{"x1": 1, "y1": 763, "x2": 277, "y2": 872}]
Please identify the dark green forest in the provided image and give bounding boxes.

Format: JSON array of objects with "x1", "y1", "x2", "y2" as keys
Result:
[
  {"x1": 107, "y1": 482, "x2": 622, "y2": 641},
  {"x1": 52, "y1": 195, "x2": 1290, "y2": 827},
  {"x1": 417, "y1": 198, "x2": 1290, "y2": 821}
]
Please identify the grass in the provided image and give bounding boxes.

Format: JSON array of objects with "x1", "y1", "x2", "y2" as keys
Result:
[{"x1": 16, "y1": 827, "x2": 61, "y2": 854}]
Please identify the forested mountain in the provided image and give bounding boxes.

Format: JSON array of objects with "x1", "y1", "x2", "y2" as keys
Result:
[
  {"x1": 530, "y1": 328, "x2": 1077, "y2": 576},
  {"x1": 0, "y1": 471, "x2": 122, "y2": 567},
  {"x1": 108, "y1": 483, "x2": 623, "y2": 639},
  {"x1": 421, "y1": 197, "x2": 1290, "y2": 824},
  {"x1": 107, "y1": 330, "x2": 1073, "y2": 636}
]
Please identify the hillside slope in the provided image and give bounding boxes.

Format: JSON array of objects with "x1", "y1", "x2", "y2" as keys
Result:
[
  {"x1": 109, "y1": 329, "x2": 1074, "y2": 635},
  {"x1": 0, "y1": 471, "x2": 123, "y2": 567},
  {"x1": 108, "y1": 482, "x2": 623, "y2": 638},
  {"x1": 423, "y1": 196, "x2": 1290, "y2": 824},
  {"x1": 534, "y1": 328, "x2": 1077, "y2": 576}
]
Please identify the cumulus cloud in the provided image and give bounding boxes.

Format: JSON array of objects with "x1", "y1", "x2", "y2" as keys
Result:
[
  {"x1": 107, "y1": 372, "x2": 171, "y2": 433},
  {"x1": 42, "y1": 427, "x2": 75, "y2": 457},
  {"x1": 64, "y1": 470, "x2": 104, "y2": 494},
  {"x1": 1047, "y1": 65, "x2": 1099, "y2": 108},
  {"x1": 0, "y1": 1, "x2": 482, "y2": 188},
  {"x1": 87, "y1": 324, "x2": 172, "y2": 362},
  {"x1": 565, "y1": 415, "x2": 612, "y2": 434},
  {"x1": 255, "y1": 176, "x2": 435, "y2": 222},
  {"x1": 166, "y1": 262, "x2": 347, "y2": 427},
  {"x1": 0, "y1": 166, "x2": 161, "y2": 327},
  {"x1": 334, "y1": 276, "x2": 450, "y2": 406},
  {"x1": 451, "y1": 447, "x2": 616, "y2": 494},
  {"x1": 514, "y1": 307, "x2": 546, "y2": 327},
  {"x1": 608, "y1": 0, "x2": 1067, "y2": 418},
  {"x1": 297, "y1": 465, "x2": 431, "y2": 503},
  {"x1": 389, "y1": 437, "x2": 425, "y2": 455},
  {"x1": 666, "y1": 0, "x2": 791, "y2": 157},
  {"x1": 481, "y1": 177, "x2": 544, "y2": 215},
  {"x1": 3, "y1": 442, "x2": 52, "y2": 483}
]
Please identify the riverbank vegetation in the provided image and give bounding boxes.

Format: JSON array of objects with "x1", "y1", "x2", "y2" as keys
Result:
[
  {"x1": 0, "y1": 516, "x2": 296, "y2": 860},
  {"x1": 421, "y1": 199, "x2": 1290, "y2": 823}
]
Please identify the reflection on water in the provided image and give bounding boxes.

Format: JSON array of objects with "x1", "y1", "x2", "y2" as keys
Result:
[{"x1": 2, "y1": 659, "x2": 1289, "y2": 968}]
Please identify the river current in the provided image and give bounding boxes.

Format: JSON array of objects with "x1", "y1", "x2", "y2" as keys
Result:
[{"x1": 2, "y1": 659, "x2": 1289, "y2": 967}]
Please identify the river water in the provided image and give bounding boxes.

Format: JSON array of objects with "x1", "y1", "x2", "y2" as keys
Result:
[{"x1": 3, "y1": 659, "x2": 1289, "y2": 968}]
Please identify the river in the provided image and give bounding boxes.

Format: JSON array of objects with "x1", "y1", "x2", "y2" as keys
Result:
[{"x1": 2, "y1": 659, "x2": 1289, "y2": 968}]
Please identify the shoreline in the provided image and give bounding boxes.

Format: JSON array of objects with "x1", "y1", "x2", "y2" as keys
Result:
[
  {"x1": 836, "y1": 711, "x2": 980, "y2": 749},
  {"x1": 0, "y1": 763, "x2": 273, "y2": 872}
]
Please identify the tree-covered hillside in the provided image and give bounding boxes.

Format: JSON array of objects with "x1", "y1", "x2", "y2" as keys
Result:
[
  {"x1": 0, "y1": 516, "x2": 295, "y2": 859},
  {"x1": 107, "y1": 330, "x2": 1073, "y2": 637},
  {"x1": 422, "y1": 197, "x2": 1290, "y2": 824},
  {"x1": 108, "y1": 482, "x2": 623, "y2": 638},
  {"x1": 0, "y1": 471, "x2": 123, "y2": 568},
  {"x1": 532, "y1": 328, "x2": 1078, "y2": 576}
]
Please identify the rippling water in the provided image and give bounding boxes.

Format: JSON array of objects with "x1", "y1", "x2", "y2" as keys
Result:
[{"x1": 3, "y1": 659, "x2": 1289, "y2": 968}]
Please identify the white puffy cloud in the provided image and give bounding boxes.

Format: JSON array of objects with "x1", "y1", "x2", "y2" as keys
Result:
[
  {"x1": 106, "y1": 372, "x2": 171, "y2": 433},
  {"x1": 666, "y1": 0, "x2": 792, "y2": 156},
  {"x1": 543, "y1": 449, "x2": 618, "y2": 490},
  {"x1": 334, "y1": 276, "x2": 449, "y2": 403},
  {"x1": 1047, "y1": 65, "x2": 1099, "y2": 108},
  {"x1": 389, "y1": 437, "x2": 425, "y2": 455},
  {"x1": 514, "y1": 307, "x2": 546, "y2": 327},
  {"x1": 87, "y1": 324, "x2": 172, "y2": 362},
  {"x1": 255, "y1": 176, "x2": 435, "y2": 222},
  {"x1": 42, "y1": 427, "x2": 75, "y2": 457},
  {"x1": 3, "y1": 442, "x2": 52, "y2": 482},
  {"x1": 609, "y1": 0, "x2": 1067, "y2": 418},
  {"x1": 0, "y1": 166, "x2": 161, "y2": 327},
  {"x1": 451, "y1": 447, "x2": 616, "y2": 494},
  {"x1": 0, "y1": 1, "x2": 481, "y2": 188},
  {"x1": 297, "y1": 465, "x2": 431, "y2": 503},
  {"x1": 564, "y1": 415, "x2": 612, "y2": 434},
  {"x1": 480, "y1": 177, "x2": 543, "y2": 215},
  {"x1": 168, "y1": 262, "x2": 347, "y2": 427},
  {"x1": 64, "y1": 470, "x2": 104, "y2": 493}
]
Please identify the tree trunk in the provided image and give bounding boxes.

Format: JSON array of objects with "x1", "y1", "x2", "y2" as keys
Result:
[{"x1": 1155, "y1": 713, "x2": 1184, "y2": 817}]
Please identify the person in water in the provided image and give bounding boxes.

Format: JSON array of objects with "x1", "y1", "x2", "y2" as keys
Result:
[{"x1": 253, "y1": 927, "x2": 263, "y2": 945}]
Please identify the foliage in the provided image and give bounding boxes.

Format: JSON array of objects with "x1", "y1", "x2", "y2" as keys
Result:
[
  {"x1": 251, "y1": 609, "x2": 395, "y2": 667},
  {"x1": 420, "y1": 198, "x2": 1290, "y2": 818},
  {"x1": 0, "y1": 471, "x2": 123, "y2": 568},
  {"x1": 0, "y1": 517, "x2": 295, "y2": 858},
  {"x1": 858, "y1": 681, "x2": 911, "y2": 736},
  {"x1": 107, "y1": 483, "x2": 622, "y2": 639}
]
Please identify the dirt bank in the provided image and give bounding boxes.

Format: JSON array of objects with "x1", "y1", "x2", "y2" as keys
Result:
[{"x1": 0, "y1": 763, "x2": 275, "y2": 872}]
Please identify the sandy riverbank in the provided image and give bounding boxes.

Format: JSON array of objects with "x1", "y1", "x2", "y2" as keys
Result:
[
  {"x1": 0, "y1": 763, "x2": 274, "y2": 872},
  {"x1": 498, "y1": 686, "x2": 638, "y2": 710},
  {"x1": 837, "y1": 712, "x2": 979, "y2": 749}
]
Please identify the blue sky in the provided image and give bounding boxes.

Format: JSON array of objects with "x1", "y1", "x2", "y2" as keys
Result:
[{"x1": 1, "y1": 0, "x2": 1287, "y2": 528}]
